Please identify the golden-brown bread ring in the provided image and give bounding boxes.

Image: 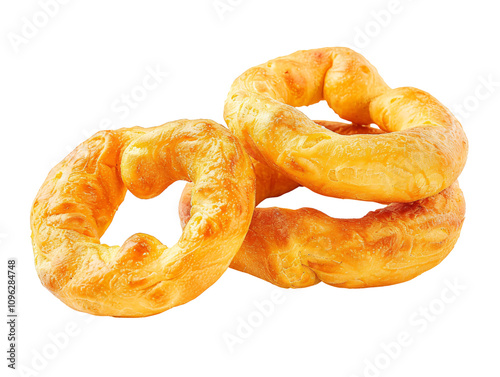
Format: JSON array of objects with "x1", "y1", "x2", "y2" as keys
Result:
[
  {"x1": 224, "y1": 47, "x2": 468, "y2": 203},
  {"x1": 179, "y1": 122, "x2": 466, "y2": 288},
  {"x1": 30, "y1": 120, "x2": 255, "y2": 317}
]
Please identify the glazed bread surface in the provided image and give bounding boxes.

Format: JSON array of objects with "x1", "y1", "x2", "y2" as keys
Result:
[{"x1": 31, "y1": 120, "x2": 255, "y2": 317}]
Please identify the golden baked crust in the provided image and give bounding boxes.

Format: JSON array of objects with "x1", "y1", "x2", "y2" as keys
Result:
[
  {"x1": 31, "y1": 120, "x2": 255, "y2": 317},
  {"x1": 224, "y1": 47, "x2": 468, "y2": 203},
  {"x1": 179, "y1": 122, "x2": 466, "y2": 288},
  {"x1": 228, "y1": 182, "x2": 464, "y2": 288}
]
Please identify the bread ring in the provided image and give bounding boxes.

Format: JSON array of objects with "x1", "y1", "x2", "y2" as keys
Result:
[
  {"x1": 30, "y1": 120, "x2": 255, "y2": 317},
  {"x1": 224, "y1": 47, "x2": 468, "y2": 203},
  {"x1": 179, "y1": 122, "x2": 466, "y2": 288}
]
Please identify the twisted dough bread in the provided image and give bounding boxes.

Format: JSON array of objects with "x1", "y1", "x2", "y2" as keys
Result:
[
  {"x1": 31, "y1": 120, "x2": 255, "y2": 317},
  {"x1": 225, "y1": 47, "x2": 468, "y2": 203},
  {"x1": 179, "y1": 122, "x2": 466, "y2": 288}
]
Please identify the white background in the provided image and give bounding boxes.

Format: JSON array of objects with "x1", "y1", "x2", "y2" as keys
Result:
[{"x1": 1, "y1": 0, "x2": 499, "y2": 376}]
